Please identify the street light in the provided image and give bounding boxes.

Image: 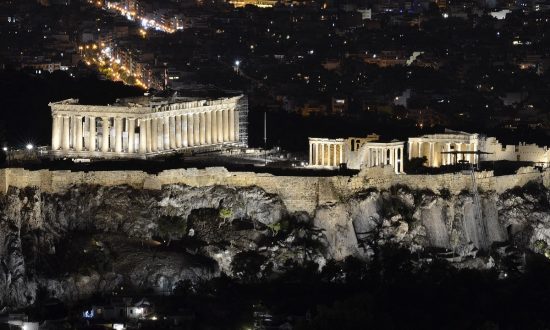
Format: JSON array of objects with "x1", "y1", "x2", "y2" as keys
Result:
[
  {"x1": 234, "y1": 60, "x2": 241, "y2": 74},
  {"x1": 26, "y1": 143, "x2": 34, "y2": 150},
  {"x1": 2, "y1": 146, "x2": 9, "y2": 166}
]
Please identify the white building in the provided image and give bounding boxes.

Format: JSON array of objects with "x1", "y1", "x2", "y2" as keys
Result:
[
  {"x1": 408, "y1": 129, "x2": 550, "y2": 167},
  {"x1": 484, "y1": 138, "x2": 550, "y2": 166},
  {"x1": 308, "y1": 134, "x2": 405, "y2": 173},
  {"x1": 49, "y1": 95, "x2": 248, "y2": 159},
  {"x1": 407, "y1": 129, "x2": 482, "y2": 167}
]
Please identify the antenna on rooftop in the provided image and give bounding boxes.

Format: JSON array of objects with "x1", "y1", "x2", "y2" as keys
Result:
[
  {"x1": 264, "y1": 112, "x2": 267, "y2": 165},
  {"x1": 264, "y1": 112, "x2": 267, "y2": 146}
]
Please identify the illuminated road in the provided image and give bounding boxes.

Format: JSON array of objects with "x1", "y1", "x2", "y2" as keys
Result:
[
  {"x1": 88, "y1": 0, "x2": 176, "y2": 33},
  {"x1": 80, "y1": 44, "x2": 148, "y2": 89}
]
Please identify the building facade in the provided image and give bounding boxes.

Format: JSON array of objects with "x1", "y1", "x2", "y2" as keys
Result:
[
  {"x1": 308, "y1": 134, "x2": 405, "y2": 173},
  {"x1": 49, "y1": 95, "x2": 248, "y2": 159},
  {"x1": 407, "y1": 130, "x2": 482, "y2": 167},
  {"x1": 408, "y1": 129, "x2": 550, "y2": 167}
]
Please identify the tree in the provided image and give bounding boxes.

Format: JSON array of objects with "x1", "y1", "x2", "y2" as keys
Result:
[
  {"x1": 231, "y1": 251, "x2": 267, "y2": 282},
  {"x1": 405, "y1": 156, "x2": 428, "y2": 174},
  {"x1": 157, "y1": 215, "x2": 187, "y2": 245},
  {"x1": 219, "y1": 208, "x2": 233, "y2": 225}
]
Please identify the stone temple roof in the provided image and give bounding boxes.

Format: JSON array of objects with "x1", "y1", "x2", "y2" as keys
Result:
[
  {"x1": 114, "y1": 96, "x2": 202, "y2": 107},
  {"x1": 49, "y1": 93, "x2": 247, "y2": 119}
]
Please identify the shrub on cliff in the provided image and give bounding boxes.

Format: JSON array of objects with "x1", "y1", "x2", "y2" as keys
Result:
[
  {"x1": 231, "y1": 251, "x2": 268, "y2": 282},
  {"x1": 381, "y1": 195, "x2": 415, "y2": 223},
  {"x1": 219, "y1": 208, "x2": 233, "y2": 222},
  {"x1": 157, "y1": 215, "x2": 187, "y2": 245}
]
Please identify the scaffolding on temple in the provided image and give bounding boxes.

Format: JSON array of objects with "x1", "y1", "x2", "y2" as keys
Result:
[{"x1": 237, "y1": 95, "x2": 249, "y2": 147}]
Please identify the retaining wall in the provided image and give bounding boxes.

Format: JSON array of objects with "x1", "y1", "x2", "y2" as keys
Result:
[{"x1": 1, "y1": 166, "x2": 548, "y2": 215}]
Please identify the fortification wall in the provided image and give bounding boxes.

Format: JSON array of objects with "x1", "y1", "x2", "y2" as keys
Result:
[{"x1": 0, "y1": 166, "x2": 548, "y2": 215}]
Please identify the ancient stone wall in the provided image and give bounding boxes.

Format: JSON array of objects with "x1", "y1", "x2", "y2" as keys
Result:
[{"x1": 0, "y1": 166, "x2": 548, "y2": 215}]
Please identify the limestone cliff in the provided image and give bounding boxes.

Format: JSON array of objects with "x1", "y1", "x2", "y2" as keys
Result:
[{"x1": 1, "y1": 181, "x2": 549, "y2": 310}]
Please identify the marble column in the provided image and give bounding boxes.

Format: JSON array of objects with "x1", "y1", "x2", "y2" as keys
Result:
[
  {"x1": 69, "y1": 116, "x2": 75, "y2": 149},
  {"x1": 62, "y1": 116, "x2": 70, "y2": 150},
  {"x1": 234, "y1": 110, "x2": 240, "y2": 141},
  {"x1": 88, "y1": 117, "x2": 96, "y2": 152},
  {"x1": 428, "y1": 142, "x2": 435, "y2": 167},
  {"x1": 193, "y1": 113, "x2": 200, "y2": 146},
  {"x1": 321, "y1": 144, "x2": 325, "y2": 166},
  {"x1": 74, "y1": 116, "x2": 82, "y2": 152},
  {"x1": 139, "y1": 119, "x2": 147, "y2": 153},
  {"x1": 211, "y1": 110, "x2": 218, "y2": 143},
  {"x1": 128, "y1": 118, "x2": 135, "y2": 153},
  {"x1": 206, "y1": 111, "x2": 212, "y2": 144},
  {"x1": 309, "y1": 143, "x2": 313, "y2": 165},
  {"x1": 446, "y1": 143, "x2": 451, "y2": 165},
  {"x1": 417, "y1": 142, "x2": 422, "y2": 158},
  {"x1": 114, "y1": 117, "x2": 123, "y2": 153},
  {"x1": 229, "y1": 109, "x2": 235, "y2": 142},
  {"x1": 339, "y1": 144, "x2": 343, "y2": 165},
  {"x1": 82, "y1": 117, "x2": 89, "y2": 150},
  {"x1": 399, "y1": 147, "x2": 403, "y2": 173},
  {"x1": 182, "y1": 114, "x2": 188, "y2": 147},
  {"x1": 223, "y1": 110, "x2": 229, "y2": 142},
  {"x1": 200, "y1": 112, "x2": 206, "y2": 145},
  {"x1": 146, "y1": 119, "x2": 152, "y2": 153},
  {"x1": 217, "y1": 111, "x2": 223, "y2": 142},
  {"x1": 394, "y1": 148, "x2": 399, "y2": 173},
  {"x1": 101, "y1": 117, "x2": 110, "y2": 153},
  {"x1": 187, "y1": 114, "x2": 194, "y2": 147},
  {"x1": 317, "y1": 144, "x2": 321, "y2": 165},
  {"x1": 175, "y1": 115, "x2": 182, "y2": 148},
  {"x1": 156, "y1": 118, "x2": 163, "y2": 151},
  {"x1": 169, "y1": 116, "x2": 176, "y2": 149},
  {"x1": 163, "y1": 116, "x2": 170, "y2": 150},
  {"x1": 52, "y1": 115, "x2": 61, "y2": 150},
  {"x1": 151, "y1": 118, "x2": 158, "y2": 151}
]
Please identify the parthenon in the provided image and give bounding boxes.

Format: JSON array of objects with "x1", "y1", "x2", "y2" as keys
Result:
[{"x1": 49, "y1": 95, "x2": 248, "y2": 159}]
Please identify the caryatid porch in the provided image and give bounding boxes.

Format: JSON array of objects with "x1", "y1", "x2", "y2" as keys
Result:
[{"x1": 49, "y1": 96, "x2": 247, "y2": 159}]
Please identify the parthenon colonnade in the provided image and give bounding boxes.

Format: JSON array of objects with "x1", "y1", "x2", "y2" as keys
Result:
[{"x1": 49, "y1": 95, "x2": 247, "y2": 158}]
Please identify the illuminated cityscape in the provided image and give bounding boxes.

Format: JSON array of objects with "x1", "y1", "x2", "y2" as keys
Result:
[{"x1": 3, "y1": 0, "x2": 550, "y2": 329}]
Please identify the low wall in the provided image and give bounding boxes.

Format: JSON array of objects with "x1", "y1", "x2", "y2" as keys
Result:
[{"x1": 1, "y1": 166, "x2": 548, "y2": 215}]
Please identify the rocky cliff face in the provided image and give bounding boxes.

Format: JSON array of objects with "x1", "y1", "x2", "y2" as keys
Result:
[{"x1": 1, "y1": 181, "x2": 549, "y2": 310}]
